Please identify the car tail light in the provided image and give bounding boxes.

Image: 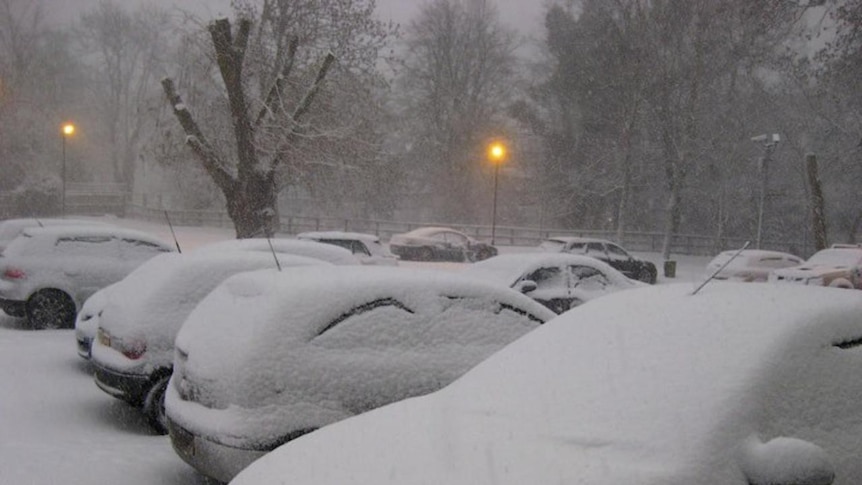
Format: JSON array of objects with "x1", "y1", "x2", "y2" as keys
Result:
[
  {"x1": 2, "y1": 267, "x2": 26, "y2": 280},
  {"x1": 118, "y1": 338, "x2": 147, "y2": 360}
]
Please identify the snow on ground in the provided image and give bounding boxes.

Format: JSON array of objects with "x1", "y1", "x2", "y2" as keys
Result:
[{"x1": 0, "y1": 216, "x2": 710, "y2": 485}]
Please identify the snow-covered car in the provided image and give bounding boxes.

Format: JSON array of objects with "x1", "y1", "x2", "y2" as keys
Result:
[
  {"x1": 462, "y1": 252, "x2": 643, "y2": 313},
  {"x1": 75, "y1": 237, "x2": 358, "y2": 363},
  {"x1": 539, "y1": 236, "x2": 658, "y2": 283},
  {"x1": 165, "y1": 266, "x2": 555, "y2": 483},
  {"x1": 297, "y1": 231, "x2": 398, "y2": 266},
  {"x1": 193, "y1": 237, "x2": 361, "y2": 265},
  {"x1": 91, "y1": 251, "x2": 328, "y2": 433},
  {"x1": 231, "y1": 283, "x2": 862, "y2": 485},
  {"x1": 388, "y1": 227, "x2": 497, "y2": 262},
  {"x1": 769, "y1": 247, "x2": 862, "y2": 289},
  {"x1": 0, "y1": 226, "x2": 174, "y2": 329},
  {"x1": 704, "y1": 249, "x2": 803, "y2": 282},
  {"x1": 0, "y1": 217, "x2": 111, "y2": 253}
]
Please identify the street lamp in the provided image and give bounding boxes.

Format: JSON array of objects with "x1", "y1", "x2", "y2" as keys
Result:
[
  {"x1": 61, "y1": 122, "x2": 75, "y2": 216},
  {"x1": 750, "y1": 133, "x2": 780, "y2": 249},
  {"x1": 487, "y1": 140, "x2": 507, "y2": 245}
]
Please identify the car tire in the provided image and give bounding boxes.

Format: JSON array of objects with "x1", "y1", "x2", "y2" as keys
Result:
[
  {"x1": 638, "y1": 267, "x2": 657, "y2": 284},
  {"x1": 829, "y1": 278, "x2": 853, "y2": 289},
  {"x1": 26, "y1": 289, "x2": 76, "y2": 329},
  {"x1": 419, "y1": 247, "x2": 434, "y2": 261},
  {"x1": 143, "y1": 375, "x2": 171, "y2": 435},
  {"x1": 545, "y1": 299, "x2": 571, "y2": 314}
]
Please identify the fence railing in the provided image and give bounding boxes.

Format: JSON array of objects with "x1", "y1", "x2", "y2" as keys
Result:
[{"x1": 124, "y1": 203, "x2": 814, "y2": 257}]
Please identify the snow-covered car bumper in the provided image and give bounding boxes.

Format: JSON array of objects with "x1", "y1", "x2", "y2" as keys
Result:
[
  {"x1": 93, "y1": 362, "x2": 153, "y2": 406},
  {"x1": 168, "y1": 417, "x2": 269, "y2": 484}
]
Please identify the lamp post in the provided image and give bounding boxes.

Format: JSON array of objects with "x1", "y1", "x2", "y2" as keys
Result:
[
  {"x1": 750, "y1": 133, "x2": 779, "y2": 249},
  {"x1": 61, "y1": 122, "x2": 75, "y2": 216},
  {"x1": 487, "y1": 140, "x2": 507, "y2": 245}
]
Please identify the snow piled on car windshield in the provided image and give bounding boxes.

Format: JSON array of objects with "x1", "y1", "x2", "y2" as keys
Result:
[
  {"x1": 168, "y1": 266, "x2": 552, "y2": 447},
  {"x1": 231, "y1": 283, "x2": 862, "y2": 485}
]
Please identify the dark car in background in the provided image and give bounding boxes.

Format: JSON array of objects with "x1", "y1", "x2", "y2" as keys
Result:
[
  {"x1": 539, "y1": 236, "x2": 657, "y2": 283},
  {"x1": 389, "y1": 227, "x2": 497, "y2": 262}
]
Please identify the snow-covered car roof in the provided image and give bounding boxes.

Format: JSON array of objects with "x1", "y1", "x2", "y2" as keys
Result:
[
  {"x1": 462, "y1": 252, "x2": 638, "y2": 288},
  {"x1": 543, "y1": 235, "x2": 614, "y2": 244},
  {"x1": 706, "y1": 249, "x2": 802, "y2": 271},
  {"x1": 193, "y1": 237, "x2": 360, "y2": 265},
  {"x1": 3, "y1": 225, "x2": 173, "y2": 256},
  {"x1": 94, "y1": 251, "x2": 328, "y2": 370},
  {"x1": 391, "y1": 226, "x2": 471, "y2": 240},
  {"x1": 231, "y1": 283, "x2": 862, "y2": 485},
  {"x1": 297, "y1": 231, "x2": 382, "y2": 243},
  {"x1": 0, "y1": 217, "x2": 110, "y2": 246}
]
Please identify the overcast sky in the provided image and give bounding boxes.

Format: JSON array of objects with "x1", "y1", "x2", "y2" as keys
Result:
[{"x1": 47, "y1": 0, "x2": 546, "y2": 38}]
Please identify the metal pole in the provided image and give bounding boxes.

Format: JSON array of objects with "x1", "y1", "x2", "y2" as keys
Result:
[
  {"x1": 491, "y1": 162, "x2": 500, "y2": 245},
  {"x1": 755, "y1": 143, "x2": 772, "y2": 249},
  {"x1": 61, "y1": 135, "x2": 66, "y2": 217}
]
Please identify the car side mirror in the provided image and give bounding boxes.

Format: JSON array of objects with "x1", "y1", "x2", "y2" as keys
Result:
[
  {"x1": 739, "y1": 436, "x2": 834, "y2": 485},
  {"x1": 515, "y1": 280, "x2": 537, "y2": 294}
]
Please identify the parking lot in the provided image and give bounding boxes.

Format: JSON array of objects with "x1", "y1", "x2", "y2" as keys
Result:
[{"x1": 0, "y1": 218, "x2": 709, "y2": 485}]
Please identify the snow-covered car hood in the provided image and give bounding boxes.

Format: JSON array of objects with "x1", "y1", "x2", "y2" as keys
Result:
[{"x1": 771, "y1": 265, "x2": 847, "y2": 279}]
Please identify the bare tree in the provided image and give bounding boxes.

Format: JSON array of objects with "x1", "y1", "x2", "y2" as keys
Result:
[
  {"x1": 76, "y1": 1, "x2": 173, "y2": 188},
  {"x1": 396, "y1": 0, "x2": 519, "y2": 223}
]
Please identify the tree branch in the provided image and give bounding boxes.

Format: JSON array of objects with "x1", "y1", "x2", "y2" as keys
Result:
[
  {"x1": 160, "y1": 77, "x2": 236, "y2": 195},
  {"x1": 255, "y1": 35, "x2": 298, "y2": 127},
  {"x1": 292, "y1": 51, "x2": 336, "y2": 122}
]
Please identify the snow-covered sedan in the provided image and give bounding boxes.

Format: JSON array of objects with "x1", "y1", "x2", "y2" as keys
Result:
[
  {"x1": 297, "y1": 231, "x2": 398, "y2": 266},
  {"x1": 231, "y1": 283, "x2": 862, "y2": 485},
  {"x1": 91, "y1": 251, "x2": 328, "y2": 433},
  {"x1": 704, "y1": 249, "x2": 803, "y2": 282},
  {"x1": 0, "y1": 225, "x2": 174, "y2": 328},
  {"x1": 389, "y1": 227, "x2": 497, "y2": 262},
  {"x1": 769, "y1": 246, "x2": 862, "y2": 289},
  {"x1": 539, "y1": 236, "x2": 658, "y2": 283},
  {"x1": 165, "y1": 266, "x2": 555, "y2": 483},
  {"x1": 462, "y1": 252, "x2": 643, "y2": 313}
]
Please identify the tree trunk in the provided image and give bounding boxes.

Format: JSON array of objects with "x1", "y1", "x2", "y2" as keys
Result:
[{"x1": 806, "y1": 153, "x2": 827, "y2": 250}]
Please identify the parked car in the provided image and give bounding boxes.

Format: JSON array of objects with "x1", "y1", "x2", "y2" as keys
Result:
[
  {"x1": 389, "y1": 227, "x2": 497, "y2": 262},
  {"x1": 231, "y1": 283, "x2": 862, "y2": 485},
  {"x1": 539, "y1": 236, "x2": 658, "y2": 283},
  {"x1": 704, "y1": 249, "x2": 803, "y2": 282},
  {"x1": 166, "y1": 266, "x2": 555, "y2": 483},
  {"x1": 462, "y1": 253, "x2": 644, "y2": 313},
  {"x1": 0, "y1": 217, "x2": 110, "y2": 253},
  {"x1": 769, "y1": 246, "x2": 862, "y2": 289},
  {"x1": 297, "y1": 231, "x2": 398, "y2": 266},
  {"x1": 193, "y1": 237, "x2": 361, "y2": 265},
  {"x1": 0, "y1": 226, "x2": 174, "y2": 328},
  {"x1": 91, "y1": 251, "x2": 328, "y2": 433},
  {"x1": 75, "y1": 237, "x2": 358, "y2": 363}
]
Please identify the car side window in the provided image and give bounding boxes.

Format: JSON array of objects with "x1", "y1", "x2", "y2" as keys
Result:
[
  {"x1": 586, "y1": 242, "x2": 606, "y2": 256},
  {"x1": 565, "y1": 242, "x2": 587, "y2": 254},
  {"x1": 570, "y1": 265, "x2": 610, "y2": 290},
  {"x1": 55, "y1": 236, "x2": 116, "y2": 257},
  {"x1": 445, "y1": 232, "x2": 468, "y2": 246},
  {"x1": 118, "y1": 238, "x2": 171, "y2": 258},
  {"x1": 314, "y1": 298, "x2": 416, "y2": 349},
  {"x1": 523, "y1": 266, "x2": 565, "y2": 290},
  {"x1": 606, "y1": 244, "x2": 630, "y2": 261}
]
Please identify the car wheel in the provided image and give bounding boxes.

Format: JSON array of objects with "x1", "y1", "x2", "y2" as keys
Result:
[
  {"x1": 829, "y1": 278, "x2": 853, "y2": 289},
  {"x1": 26, "y1": 289, "x2": 76, "y2": 329},
  {"x1": 544, "y1": 299, "x2": 571, "y2": 314},
  {"x1": 638, "y1": 268, "x2": 657, "y2": 284},
  {"x1": 418, "y1": 247, "x2": 434, "y2": 261},
  {"x1": 143, "y1": 375, "x2": 171, "y2": 435}
]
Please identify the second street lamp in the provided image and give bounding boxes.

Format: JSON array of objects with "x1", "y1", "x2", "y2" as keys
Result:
[
  {"x1": 488, "y1": 141, "x2": 507, "y2": 245},
  {"x1": 61, "y1": 122, "x2": 75, "y2": 217}
]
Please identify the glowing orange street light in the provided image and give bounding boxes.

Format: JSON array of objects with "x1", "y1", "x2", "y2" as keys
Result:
[
  {"x1": 487, "y1": 140, "x2": 508, "y2": 245},
  {"x1": 61, "y1": 122, "x2": 76, "y2": 216}
]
